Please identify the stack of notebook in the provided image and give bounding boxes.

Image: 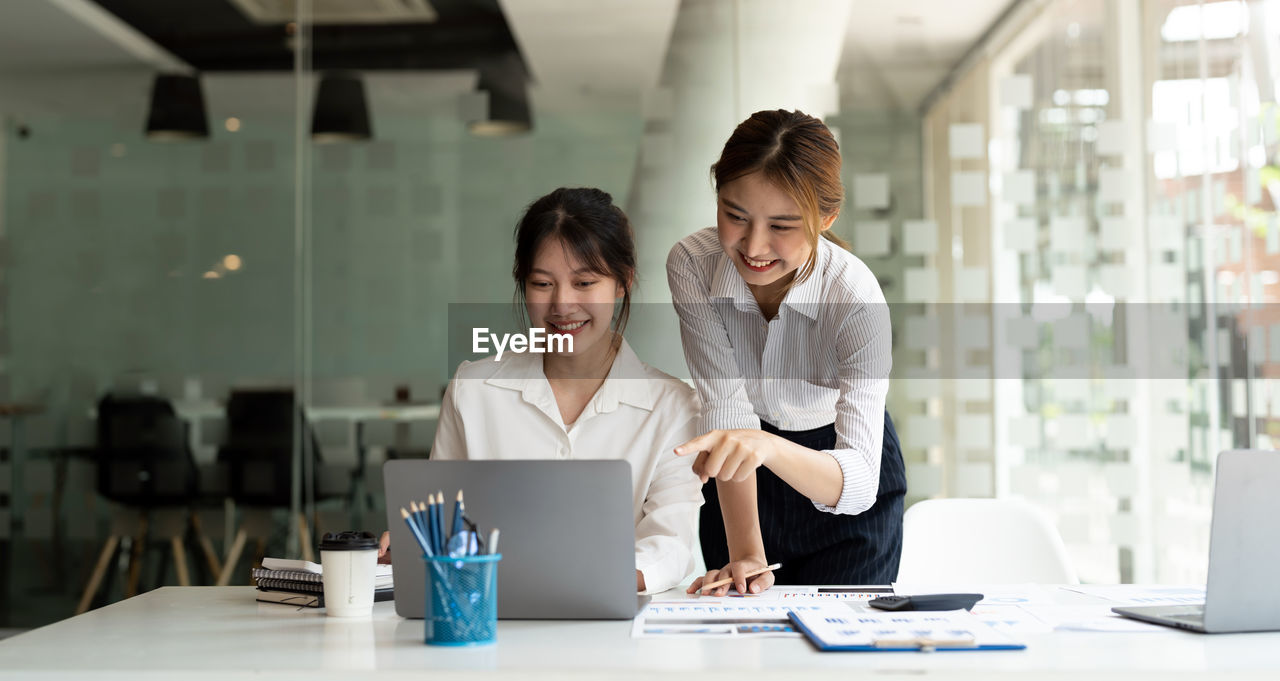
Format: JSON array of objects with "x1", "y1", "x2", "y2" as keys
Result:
[{"x1": 253, "y1": 557, "x2": 394, "y2": 608}]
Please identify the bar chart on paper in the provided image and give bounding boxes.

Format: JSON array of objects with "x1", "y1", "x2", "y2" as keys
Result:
[
  {"x1": 633, "y1": 601, "x2": 821, "y2": 638},
  {"x1": 774, "y1": 586, "x2": 892, "y2": 601}
]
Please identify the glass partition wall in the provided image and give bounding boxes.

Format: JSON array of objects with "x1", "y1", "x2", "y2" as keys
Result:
[
  {"x1": 1, "y1": 66, "x2": 304, "y2": 624},
  {"x1": 0, "y1": 0, "x2": 732, "y2": 627},
  {"x1": 924, "y1": 0, "x2": 1280, "y2": 584}
]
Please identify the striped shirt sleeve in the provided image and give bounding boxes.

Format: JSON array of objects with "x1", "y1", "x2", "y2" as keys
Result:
[
  {"x1": 666, "y1": 242, "x2": 761, "y2": 434},
  {"x1": 812, "y1": 296, "x2": 891, "y2": 515}
]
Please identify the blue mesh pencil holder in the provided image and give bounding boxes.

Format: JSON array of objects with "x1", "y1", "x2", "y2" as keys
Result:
[{"x1": 422, "y1": 554, "x2": 502, "y2": 646}]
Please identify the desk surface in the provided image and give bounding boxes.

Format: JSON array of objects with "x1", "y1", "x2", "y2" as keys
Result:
[{"x1": 0, "y1": 586, "x2": 1275, "y2": 680}]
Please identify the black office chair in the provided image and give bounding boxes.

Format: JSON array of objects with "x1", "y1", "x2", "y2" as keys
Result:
[
  {"x1": 214, "y1": 389, "x2": 327, "y2": 584},
  {"x1": 94, "y1": 394, "x2": 194, "y2": 506},
  {"x1": 79, "y1": 394, "x2": 215, "y2": 613}
]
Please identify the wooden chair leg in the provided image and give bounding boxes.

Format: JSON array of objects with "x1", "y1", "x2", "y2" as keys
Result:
[
  {"x1": 170, "y1": 536, "x2": 191, "y2": 586},
  {"x1": 190, "y1": 512, "x2": 221, "y2": 579},
  {"x1": 297, "y1": 512, "x2": 315, "y2": 563},
  {"x1": 77, "y1": 535, "x2": 120, "y2": 615},
  {"x1": 216, "y1": 527, "x2": 247, "y2": 586},
  {"x1": 124, "y1": 515, "x2": 149, "y2": 598},
  {"x1": 251, "y1": 537, "x2": 267, "y2": 572}
]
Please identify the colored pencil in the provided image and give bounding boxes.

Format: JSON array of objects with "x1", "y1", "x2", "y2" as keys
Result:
[
  {"x1": 435, "y1": 490, "x2": 447, "y2": 555},
  {"x1": 400, "y1": 508, "x2": 431, "y2": 556},
  {"x1": 426, "y1": 494, "x2": 440, "y2": 555},
  {"x1": 451, "y1": 489, "x2": 465, "y2": 539}
]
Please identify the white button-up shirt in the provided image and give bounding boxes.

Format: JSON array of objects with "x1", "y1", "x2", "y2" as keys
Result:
[
  {"x1": 667, "y1": 227, "x2": 892, "y2": 516},
  {"x1": 430, "y1": 340, "x2": 703, "y2": 593}
]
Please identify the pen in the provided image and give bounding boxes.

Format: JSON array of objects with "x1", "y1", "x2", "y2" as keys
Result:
[
  {"x1": 446, "y1": 530, "x2": 478, "y2": 558},
  {"x1": 464, "y1": 516, "x2": 483, "y2": 556},
  {"x1": 487, "y1": 528, "x2": 500, "y2": 555},
  {"x1": 698, "y1": 563, "x2": 782, "y2": 593}
]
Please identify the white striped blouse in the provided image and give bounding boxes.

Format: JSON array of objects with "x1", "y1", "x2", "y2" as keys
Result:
[{"x1": 666, "y1": 227, "x2": 892, "y2": 516}]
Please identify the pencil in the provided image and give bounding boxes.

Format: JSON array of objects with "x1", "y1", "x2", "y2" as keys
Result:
[
  {"x1": 405, "y1": 509, "x2": 455, "y2": 602},
  {"x1": 435, "y1": 490, "x2": 447, "y2": 555},
  {"x1": 427, "y1": 494, "x2": 441, "y2": 555},
  {"x1": 698, "y1": 563, "x2": 782, "y2": 593},
  {"x1": 451, "y1": 489, "x2": 465, "y2": 539},
  {"x1": 409, "y1": 500, "x2": 421, "y2": 540},
  {"x1": 408, "y1": 501, "x2": 419, "y2": 541},
  {"x1": 400, "y1": 508, "x2": 431, "y2": 556},
  {"x1": 414, "y1": 500, "x2": 432, "y2": 553}
]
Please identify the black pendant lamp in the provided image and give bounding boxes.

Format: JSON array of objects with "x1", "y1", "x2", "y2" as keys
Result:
[
  {"x1": 469, "y1": 52, "x2": 532, "y2": 136},
  {"x1": 145, "y1": 74, "x2": 210, "y2": 141},
  {"x1": 311, "y1": 73, "x2": 372, "y2": 143}
]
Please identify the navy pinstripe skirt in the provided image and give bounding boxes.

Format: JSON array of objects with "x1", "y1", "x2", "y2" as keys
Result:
[{"x1": 698, "y1": 410, "x2": 906, "y2": 585}]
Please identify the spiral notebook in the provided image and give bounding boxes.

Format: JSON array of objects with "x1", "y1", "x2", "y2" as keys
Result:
[
  {"x1": 251, "y1": 565, "x2": 393, "y2": 589},
  {"x1": 256, "y1": 587, "x2": 395, "y2": 608},
  {"x1": 252, "y1": 568, "x2": 322, "y2": 584},
  {"x1": 789, "y1": 605, "x2": 1025, "y2": 651}
]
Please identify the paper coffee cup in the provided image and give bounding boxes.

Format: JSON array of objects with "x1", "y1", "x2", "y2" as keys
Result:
[{"x1": 320, "y1": 531, "x2": 378, "y2": 617}]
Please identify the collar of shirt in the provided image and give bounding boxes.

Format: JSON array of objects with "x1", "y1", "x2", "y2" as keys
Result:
[
  {"x1": 482, "y1": 338, "x2": 657, "y2": 425},
  {"x1": 708, "y1": 237, "x2": 827, "y2": 321}
]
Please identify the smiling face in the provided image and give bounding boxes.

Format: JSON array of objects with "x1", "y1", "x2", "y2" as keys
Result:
[
  {"x1": 716, "y1": 171, "x2": 831, "y2": 293},
  {"x1": 523, "y1": 237, "x2": 626, "y2": 360}
]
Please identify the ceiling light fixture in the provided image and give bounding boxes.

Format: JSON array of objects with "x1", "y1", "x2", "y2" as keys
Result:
[
  {"x1": 469, "y1": 52, "x2": 532, "y2": 136},
  {"x1": 311, "y1": 72, "x2": 373, "y2": 143},
  {"x1": 145, "y1": 74, "x2": 210, "y2": 141}
]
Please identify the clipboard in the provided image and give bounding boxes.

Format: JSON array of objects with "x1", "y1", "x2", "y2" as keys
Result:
[{"x1": 788, "y1": 605, "x2": 1026, "y2": 652}]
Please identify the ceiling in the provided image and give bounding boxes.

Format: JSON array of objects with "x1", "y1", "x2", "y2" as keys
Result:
[
  {"x1": 0, "y1": 0, "x2": 1019, "y2": 115},
  {"x1": 838, "y1": 0, "x2": 1017, "y2": 111},
  {"x1": 0, "y1": 0, "x2": 184, "y2": 74},
  {"x1": 88, "y1": 0, "x2": 518, "y2": 71}
]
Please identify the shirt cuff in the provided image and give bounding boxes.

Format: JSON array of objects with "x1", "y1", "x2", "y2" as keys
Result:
[
  {"x1": 636, "y1": 555, "x2": 677, "y2": 595},
  {"x1": 810, "y1": 448, "x2": 878, "y2": 515},
  {"x1": 701, "y1": 408, "x2": 761, "y2": 433}
]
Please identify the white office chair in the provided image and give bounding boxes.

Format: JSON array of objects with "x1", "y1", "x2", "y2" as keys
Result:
[{"x1": 897, "y1": 498, "x2": 1079, "y2": 584}]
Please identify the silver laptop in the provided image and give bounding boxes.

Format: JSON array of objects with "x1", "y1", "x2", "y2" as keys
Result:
[
  {"x1": 383, "y1": 459, "x2": 646, "y2": 620},
  {"x1": 1113, "y1": 450, "x2": 1280, "y2": 633}
]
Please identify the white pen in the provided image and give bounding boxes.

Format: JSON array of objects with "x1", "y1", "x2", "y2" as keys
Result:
[{"x1": 487, "y1": 528, "x2": 500, "y2": 555}]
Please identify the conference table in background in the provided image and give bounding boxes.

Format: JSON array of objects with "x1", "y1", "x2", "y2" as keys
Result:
[
  {"x1": 177, "y1": 400, "x2": 440, "y2": 512},
  {"x1": 0, "y1": 585, "x2": 1274, "y2": 680},
  {"x1": 87, "y1": 399, "x2": 441, "y2": 548},
  {"x1": 169, "y1": 400, "x2": 442, "y2": 460}
]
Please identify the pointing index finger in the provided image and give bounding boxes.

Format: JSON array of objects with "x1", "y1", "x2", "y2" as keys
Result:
[{"x1": 674, "y1": 430, "x2": 719, "y2": 456}]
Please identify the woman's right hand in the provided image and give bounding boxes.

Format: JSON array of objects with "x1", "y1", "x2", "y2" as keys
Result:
[
  {"x1": 686, "y1": 556, "x2": 775, "y2": 596},
  {"x1": 378, "y1": 531, "x2": 392, "y2": 564}
]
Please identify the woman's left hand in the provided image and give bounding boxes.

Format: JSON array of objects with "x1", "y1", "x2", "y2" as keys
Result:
[
  {"x1": 674, "y1": 429, "x2": 783, "y2": 483},
  {"x1": 378, "y1": 531, "x2": 392, "y2": 564}
]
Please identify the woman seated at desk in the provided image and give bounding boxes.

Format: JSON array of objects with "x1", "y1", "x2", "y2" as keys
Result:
[{"x1": 380, "y1": 187, "x2": 703, "y2": 594}]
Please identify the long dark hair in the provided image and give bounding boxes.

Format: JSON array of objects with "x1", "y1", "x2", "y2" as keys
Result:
[
  {"x1": 512, "y1": 187, "x2": 636, "y2": 342},
  {"x1": 711, "y1": 109, "x2": 848, "y2": 286}
]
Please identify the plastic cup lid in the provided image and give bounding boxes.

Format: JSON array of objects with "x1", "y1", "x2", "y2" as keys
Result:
[{"x1": 319, "y1": 530, "x2": 378, "y2": 551}]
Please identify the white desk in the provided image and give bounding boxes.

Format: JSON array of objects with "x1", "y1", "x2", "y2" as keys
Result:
[{"x1": 0, "y1": 586, "x2": 1275, "y2": 680}]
